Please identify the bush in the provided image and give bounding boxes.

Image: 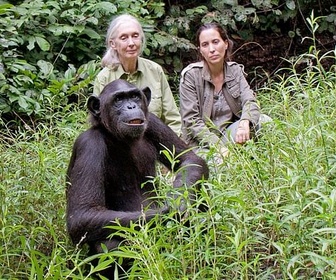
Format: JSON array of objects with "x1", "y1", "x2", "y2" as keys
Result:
[
  {"x1": 1, "y1": 15, "x2": 336, "y2": 278},
  {"x1": 0, "y1": 49, "x2": 335, "y2": 278},
  {"x1": 0, "y1": 0, "x2": 166, "y2": 123}
]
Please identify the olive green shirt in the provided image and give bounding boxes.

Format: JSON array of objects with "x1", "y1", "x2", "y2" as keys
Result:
[{"x1": 93, "y1": 57, "x2": 182, "y2": 136}]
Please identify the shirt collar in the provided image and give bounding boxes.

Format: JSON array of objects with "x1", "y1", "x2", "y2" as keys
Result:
[
  {"x1": 201, "y1": 61, "x2": 212, "y2": 82},
  {"x1": 111, "y1": 58, "x2": 145, "y2": 79},
  {"x1": 136, "y1": 57, "x2": 146, "y2": 73},
  {"x1": 201, "y1": 61, "x2": 235, "y2": 83}
]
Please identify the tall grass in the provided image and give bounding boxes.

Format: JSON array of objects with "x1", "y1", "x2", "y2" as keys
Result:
[
  {"x1": 0, "y1": 107, "x2": 94, "y2": 279},
  {"x1": 1, "y1": 21, "x2": 336, "y2": 279}
]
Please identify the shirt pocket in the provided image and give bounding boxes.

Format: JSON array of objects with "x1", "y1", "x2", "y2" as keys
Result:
[
  {"x1": 148, "y1": 83, "x2": 162, "y2": 117},
  {"x1": 226, "y1": 80, "x2": 241, "y2": 99}
]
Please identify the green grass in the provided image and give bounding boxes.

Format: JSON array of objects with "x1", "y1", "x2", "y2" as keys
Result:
[{"x1": 1, "y1": 47, "x2": 336, "y2": 279}]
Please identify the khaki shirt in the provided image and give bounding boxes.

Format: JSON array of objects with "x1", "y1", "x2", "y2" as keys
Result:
[
  {"x1": 93, "y1": 57, "x2": 182, "y2": 136},
  {"x1": 179, "y1": 61, "x2": 260, "y2": 146}
]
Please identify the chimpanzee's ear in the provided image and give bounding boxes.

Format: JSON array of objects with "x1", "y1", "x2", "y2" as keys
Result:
[
  {"x1": 141, "y1": 87, "x2": 151, "y2": 105},
  {"x1": 87, "y1": 95, "x2": 101, "y2": 117}
]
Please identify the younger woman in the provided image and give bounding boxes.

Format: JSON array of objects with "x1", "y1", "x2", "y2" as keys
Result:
[{"x1": 180, "y1": 23, "x2": 268, "y2": 155}]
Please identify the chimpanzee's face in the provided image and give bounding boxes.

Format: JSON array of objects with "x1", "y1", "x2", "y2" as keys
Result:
[
  {"x1": 104, "y1": 87, "x2": 148, "y2": 138},
  {"x1": 88, "y1": 79, "x2": 151, "y2": 140}
]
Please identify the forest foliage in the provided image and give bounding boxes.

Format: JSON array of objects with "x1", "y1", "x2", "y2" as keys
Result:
[
  {"x1": 1, "y1": 40, "x2": 335, "y2": 279},
  {"x1": 0, "y1": 0, "x2": 335, "y2": 124},
  {"x1": 1, "y1": 1, "x2": 336, "y2": 279}
]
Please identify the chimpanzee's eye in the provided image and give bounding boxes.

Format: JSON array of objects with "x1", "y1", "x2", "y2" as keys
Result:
[
  {"x1": 115, "y1": 96, "x2": 124, "y2": 103},
  {"x1": 131, "y1": 93, "x2": 140, "y2": 100}
]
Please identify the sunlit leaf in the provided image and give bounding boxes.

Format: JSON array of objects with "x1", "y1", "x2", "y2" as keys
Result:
[{"x1": 35, "y1": 36, "x2": 50, "y2": 51}]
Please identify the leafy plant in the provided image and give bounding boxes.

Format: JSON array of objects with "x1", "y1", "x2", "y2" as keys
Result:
[
  {"x1": 1, "y1": 42, "x2": 336, "y2": 279},
  {"x1": 0, "y1": 0, "x2": 166, "y2": 123}
]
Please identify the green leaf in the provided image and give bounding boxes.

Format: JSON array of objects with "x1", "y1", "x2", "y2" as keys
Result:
[
  {"x1": 74, "y1": 25, "x2": 85, "y2": 34},
  {"x1": 223, "y1": 0, "x2": 238, "y2": 6},
  {"x1": 82, "y1": 28, "x2": 101, "y2": 40},
  {"x1": 288, "y1": 30, "x2": 295, "y2": 38},
  {"x1": 35, "y1": 36, "x2": 50, "y2": 51},
  {"x1": 63, "y1": 25, "x2": 76, "y2": 34},
  {"x1": 0, "y1": 102, "x2": 10, "y2": 112},
  {"x1": 50, "y1": 24, "x2": 76, "y2": 34},
  {"x1": 18, "y1": 96, "x2": 28, "y2": 109},
  {"x1": 286, "y1": 0, "x2": 295, "y2": 10},
  {"x1": 0, "y1": 3, "x2": 13, "y2": 15},
  {"x1": 95, "y1": 2, "x2": 117, "y2": 13},
  {"x1": 244, "y1": 8, "x2": 256, "y2": 15},
  {"x1": 27, "y1": 36, "x2": 36, "y2": 51},
  {"x1": 48, "y1": 25, "x2": 62, "y2": 36},
  {"x1": 37, "y1": 60, "x2": 53, "y2": 77},
  {"x1": 273, "y1": 9, "x2": 282, "y2": 16}
]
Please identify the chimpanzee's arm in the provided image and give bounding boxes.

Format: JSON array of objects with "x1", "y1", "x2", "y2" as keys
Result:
[{"x1": 146, "y1": 114, "x2": 209, "y2": 188}]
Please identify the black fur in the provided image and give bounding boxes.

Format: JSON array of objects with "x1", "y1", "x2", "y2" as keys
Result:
[{"x1": 66, "y1": 79, "x2": 209, "y2": 277}]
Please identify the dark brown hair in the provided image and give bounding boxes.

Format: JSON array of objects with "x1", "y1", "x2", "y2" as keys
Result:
[{"x1": 195, "y1": 22, "x2": 233, "y2": 62}]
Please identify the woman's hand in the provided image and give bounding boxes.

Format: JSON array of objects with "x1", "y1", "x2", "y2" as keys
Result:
[{"x1": 235, "y1": 119, "x2": 250, "y2": 144}]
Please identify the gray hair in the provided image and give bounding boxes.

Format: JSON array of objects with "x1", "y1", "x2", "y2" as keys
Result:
[{"x1": 101, "y1": 14, "x2": 146, "y2": 68}]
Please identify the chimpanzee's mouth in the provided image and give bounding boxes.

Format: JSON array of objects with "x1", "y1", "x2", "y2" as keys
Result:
[{"x1": 128, "y1": 119, "x2": 144, "y2": 125}]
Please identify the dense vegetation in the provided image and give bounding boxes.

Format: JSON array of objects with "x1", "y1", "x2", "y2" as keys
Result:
[
  {"x1": 1, "y1": 0, "x2": 335, "y2": 123},
  {"x1": 1, "y1": 12, "x2": 336, "y2": 279},
  {"x1": 1, "y1": 47, "x2": 335, "y2": 279},
  {"x1": 1, "y1": 0, "x2": 336, "y2": 279}
]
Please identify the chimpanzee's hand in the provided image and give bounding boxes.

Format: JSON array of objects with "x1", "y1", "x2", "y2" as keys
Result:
[
  {"x1": 158, "y1": 203, "x2": 170, "y2": 215},
  {"x1": 145, "y1": 204, "x2": 170, "y2": 221},
  {"x1": 166, "y1": 190, "x2": 191, "y2": 217}
]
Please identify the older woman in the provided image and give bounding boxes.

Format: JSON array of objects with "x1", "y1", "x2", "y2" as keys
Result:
[
  {"x1": 180, "y1": 22, "x2": 269, "y2": 155},
  {"x1": 93, "y1": 14, "x2": 182, "y2": 135}
]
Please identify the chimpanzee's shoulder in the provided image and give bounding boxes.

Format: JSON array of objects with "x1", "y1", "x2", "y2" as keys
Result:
[
  {"x1": 74, "y1": 127, "x2": 107, "y2": 148},
  {"x1": 145, "y1": 113, "x2": 182, "y2": 143}
]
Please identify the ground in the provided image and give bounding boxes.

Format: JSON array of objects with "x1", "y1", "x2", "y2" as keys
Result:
[{"x1": 234, "y1": 32, "x2": 335, "y2": 88}]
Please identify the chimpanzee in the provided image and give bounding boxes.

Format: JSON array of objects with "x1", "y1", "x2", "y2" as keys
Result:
[{"x1": 66, "y1": 79, "x2": 209, "y2": 277}]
